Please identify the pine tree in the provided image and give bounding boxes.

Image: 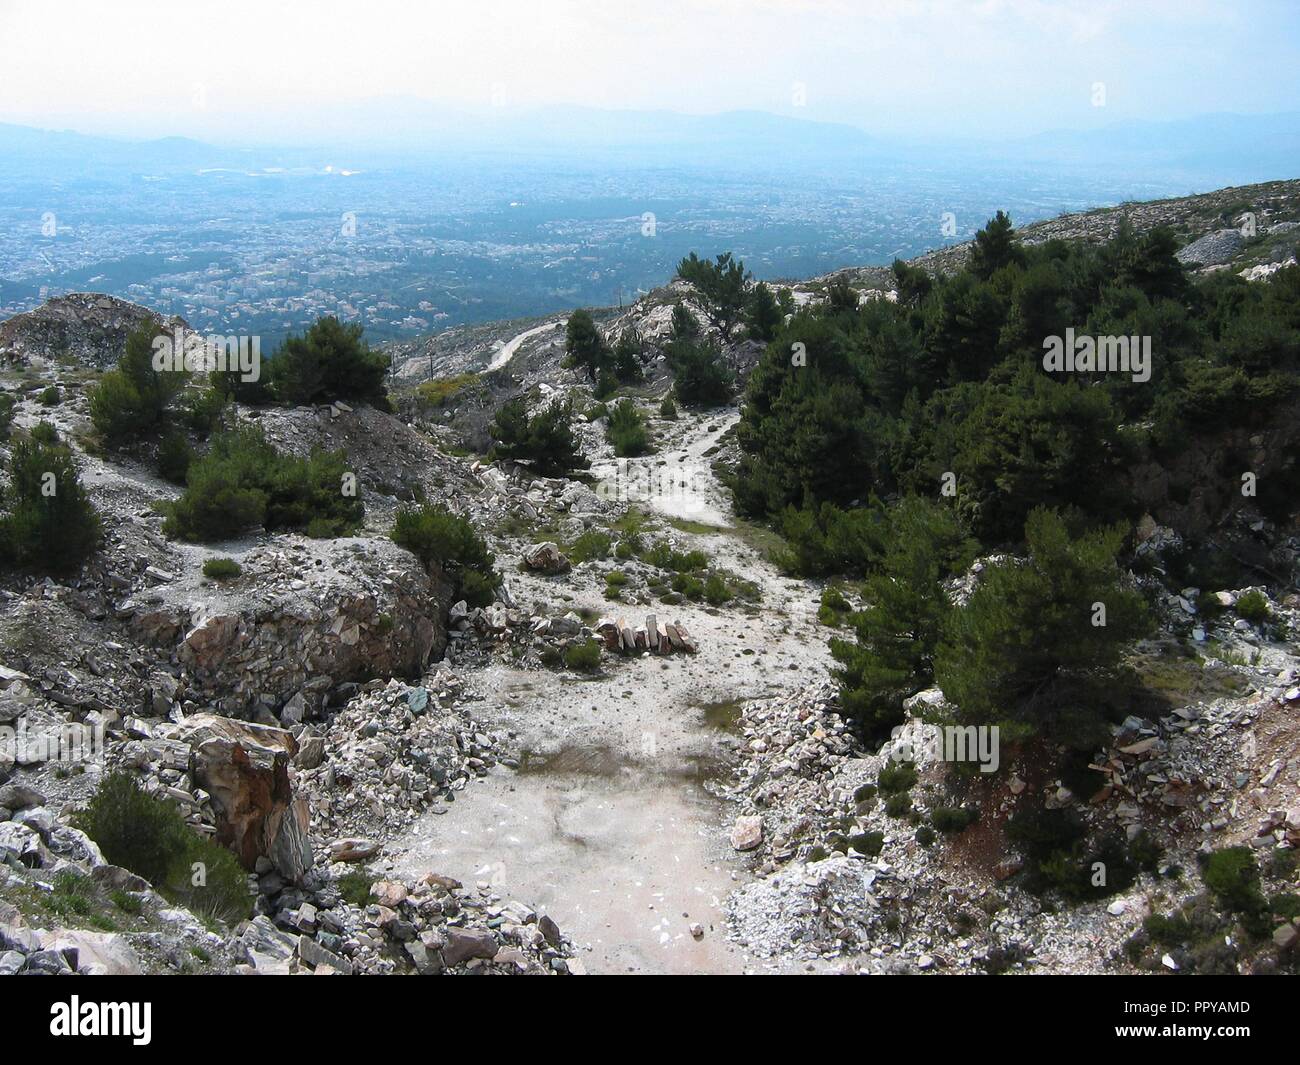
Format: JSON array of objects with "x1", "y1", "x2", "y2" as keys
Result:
[
  {"x1": 969, "y1": 210, "x2": 1023, "y2": 280},
  {"x1": 676, "y1": 252, "x2": 751, "y2": 339},
  {"x1": 745, "y1": 282, "x2": 783, "y2": 342},
  {"x1": 831, "y1": 498, "x2": 974, "y2": 740},
  {"x1": 935, "y1": 508, "x2": 1151, "y2": 746},
  {"x1": 564, "y1": 310, "x2": 610, "y2": 380},
  {"x1": 490, "y1": 397, "x2": 588, "y2": 475},
  {"x1": 0, "y1": 432, "x2": 102, "y2": 574}
]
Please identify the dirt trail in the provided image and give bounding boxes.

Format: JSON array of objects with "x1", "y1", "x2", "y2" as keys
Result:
[
  {"x1": 391, "y1": 410, "x2": 831, "y2": 973},
  {"x1": 486, "y1": 319, "x2": 565, "y2": 372}
]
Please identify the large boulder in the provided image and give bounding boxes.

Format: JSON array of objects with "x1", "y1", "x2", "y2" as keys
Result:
[
  {"x1": 125, "y1": 536, "x2": 451, "y2": 717},
  {"x1": 174, "y1": 714, "x2": 312, "y2": 881},
  {"x1": 522, "y1": 542, "x2": 570, "y2": 575}
]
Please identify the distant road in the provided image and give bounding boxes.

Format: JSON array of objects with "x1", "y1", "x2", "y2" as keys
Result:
[{"x1": 487, "y1": 318, "x2": 566, "y2": 372}]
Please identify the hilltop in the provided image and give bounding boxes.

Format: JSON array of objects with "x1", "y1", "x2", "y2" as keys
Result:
[{"x1": 0, "y1": 178, "x2": 1298, "y2": 976}]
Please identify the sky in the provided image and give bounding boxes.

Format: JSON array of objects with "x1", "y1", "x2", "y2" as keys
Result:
[{"x1": 0, "y1": 0, "x2": 1297, "y2": 143}]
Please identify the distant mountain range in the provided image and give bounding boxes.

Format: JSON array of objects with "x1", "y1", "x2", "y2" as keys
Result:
[{"x1": 2, "y1": 105, "x2": 1298, "y2": 184}]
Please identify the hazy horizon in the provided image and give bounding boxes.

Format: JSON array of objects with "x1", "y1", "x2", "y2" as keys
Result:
[{"x1": 2, "y1": 0, "x2": 1299, "y2": 143}]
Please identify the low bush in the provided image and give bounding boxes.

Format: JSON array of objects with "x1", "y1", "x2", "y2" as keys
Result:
[
  {"x1": 1202, "y1": 847, "x2": 1266, "y2": 915},
  {"x1": 564, "y1": 639, "x2": 603, "y2": 671},
  {"x1": 391, "y1": 504, "x2": 501, "y2": 607},
  {"x1": 704, "y1": 573, "x2": 732, "y2": 605},
  {"x1": 490, "y1": 396, "x2": 588, "y2": 475},
  {"x1": 416, "y1": 373, "x2": 478, "y2": 409},
  {"x1": 157, "y1": 431, "x2": 193, "y2": 484},
  {"x1": 876, "y1": 759, "x2": 917, "y2": 795},
  {"x1": 569, "y1": 530, "x2": 612, "y2": 562},
  {"x1": 930, "y1": 806, "x2": 978, "y2": 834},
  {"x1": 0, "y1": 432, "x2": 101, "y2": 574},
  {"x1": 606, "y1": 398, "x2": 652, "y2": 457},
  {"x1": 77, "y1": 772, "x2": 251, "y2": 925},
  {"x1": 162, "y1": 427, "x2": 363, "y2": 542},
  {"x1": 1234, "y1": 589, "x2": 1271, "y2": 624},
  {"x1": 202, "y1": 557, "x2": 242, "y2": 580}
]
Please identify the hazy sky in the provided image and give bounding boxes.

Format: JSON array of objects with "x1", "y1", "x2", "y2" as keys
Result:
[{"x1": 1, "y1": 0, "x2": 1297, "y2": 142}]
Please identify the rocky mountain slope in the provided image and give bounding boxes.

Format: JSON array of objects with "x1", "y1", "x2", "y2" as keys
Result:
[{"x1": 1, "y1": 177, "x2": 1298, "y2": 976}]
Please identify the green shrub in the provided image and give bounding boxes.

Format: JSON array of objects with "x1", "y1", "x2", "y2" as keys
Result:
[
  {"x1": 0, "y1": 393, "x2": 15, "y2": 440},
  {"x1": 935, "y1": 508, "x2": 1151, "y2": 747},
  {"x1": 930, "y1": 806, "x2": 978, "y2": 834},
  {"x1": 641, "y1": 540, "x2": 709, "y2": 572},
  {"x1": 876, "y1": 759, "x2": 917, "y2": 796},
  {"x1": 565, "y1": 309, "x2": 611, "y2": 381},
  {"x1": 89, "y1": 324, "x2": 187, "y2": 446},
  {"x1": 202, "y1": 557, "x2": 242, "y2": 580},
  {"x1": 0, "y1": 433, "x2": 101, "y2": 574},
  {"x1": 818, "y1": 585, "x2": 850, "y2": 626},
  {"x1": 671, "y1": 573, "x2": 705, "y2": 600},
  {"x1": 831, "y1": 497, "x2": 975, "y2": 740},
  {"x1": 850, "y1": 831, "x2": 885, "y2": 856},
  {"x1": 595, "y1": 368, "x2": 619, "y2": 401},
  {"x1": 564, "y1": 639, "x2": 603, "y2": 671},
  {"x1": 704, "y1": 573, "x2": 731, "y2": 605},
  {"x1": 77, "y1": 771, "x2": 251, "y2": 924},
  {"x1": 1234, "y1": 589, "x2": 1271, "y2": 624},
  {"x1": 659, "y1": 395, "x2": 678, "y2": 420},
  {"x1": 45, "y1": 871, "x2": 94, "y2": 918},
  {"x1": 606, "y1": 398, "x2": 652, "y2": 457},
  {"x1": 336, "y1": 870, "x2": 372, "y2": 907},
  {"x1": 39, "y1": 385, "x2": 60, "y2": 406},
  {"x1": 157, "y1": 431, "x2": 193, "y2": 484},
  {"x1": 604, "y1": 569, "x2": 628, "y2": 587},
  {"x1": 29, "y1": 420, "x2": 58, "y2": 445},
  {"x1": 1202, "y1": 847, "x2": 1265, "y2": 915},
  {"x1": 416, "y1": 373, "x2": 478, "y2": 409},
  {"x1": 670, "y1": 338, "x2": 733, "y2": 408},
  {"x1": 109, "y1": 888, "x2": 143, "y2": 915},
  {"x1": 162, "y1": 426, "x2": 362, "y2": 542},
  {"x1": 179, "y1": 385, "x2": 228, "y2": 434},
  {"x1": 391, "y1": 504, "x2": 501, "y2": 607},
  {"x1": 884, "y1": 792, "x2": 912, "y2": 818},
  {"x1": 269, "y1": 316, "x2": 390, "y2": 408},
  {"x1": 569, "y1": 530, "x2": 612, "y2": 562},
  {"x1": 915, "y1": 825, "x2": 937, "y2": 847},
  {"x1": 1006, "y1": 806, "x2": 1149, "y2": 902},
  {"x1": 612, "y1": 328, "x2": 645, "y2": 383},
  {"x1": 490, "y1": 396, "x2": 588, "y2": 475}
]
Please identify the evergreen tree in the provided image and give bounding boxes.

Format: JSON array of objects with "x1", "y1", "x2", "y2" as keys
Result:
[
  {"x1": 564, "y1": 309, "x2": 611, "y2": 380},
  {"x1": 671, "y1": 337, "x2": 734, "y2": 409},
  {"x1": 831, "y1": 497, "x2": 974, "y2": 740},
  {"x1": 0, "y1": 432, "x2": 102, "y2": 573},
  {"x1": 490, "y1": 396, "x2": 588, "y2": 475},
  {"x1": 935, "y1": 508, "x2": 1151, "y2": 746},
  {"x1": 270, "y1": 317, "x2": 390, "y2": 408},
  {"x1": 969, "y1": 210, "x2": 1024, "y2": 280},
  {"x1": 676, "y1": 252, "x2": 751, "y2": 339},
  {"x1": 612, "y1": 328, "x2": 645, "y2": 383},
  {"x1": 745, "y1": 281, "x2": 783, "y2": 342},
  {"x1": 90, "y1": 323, "x2": 188, "y2": 445}
]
